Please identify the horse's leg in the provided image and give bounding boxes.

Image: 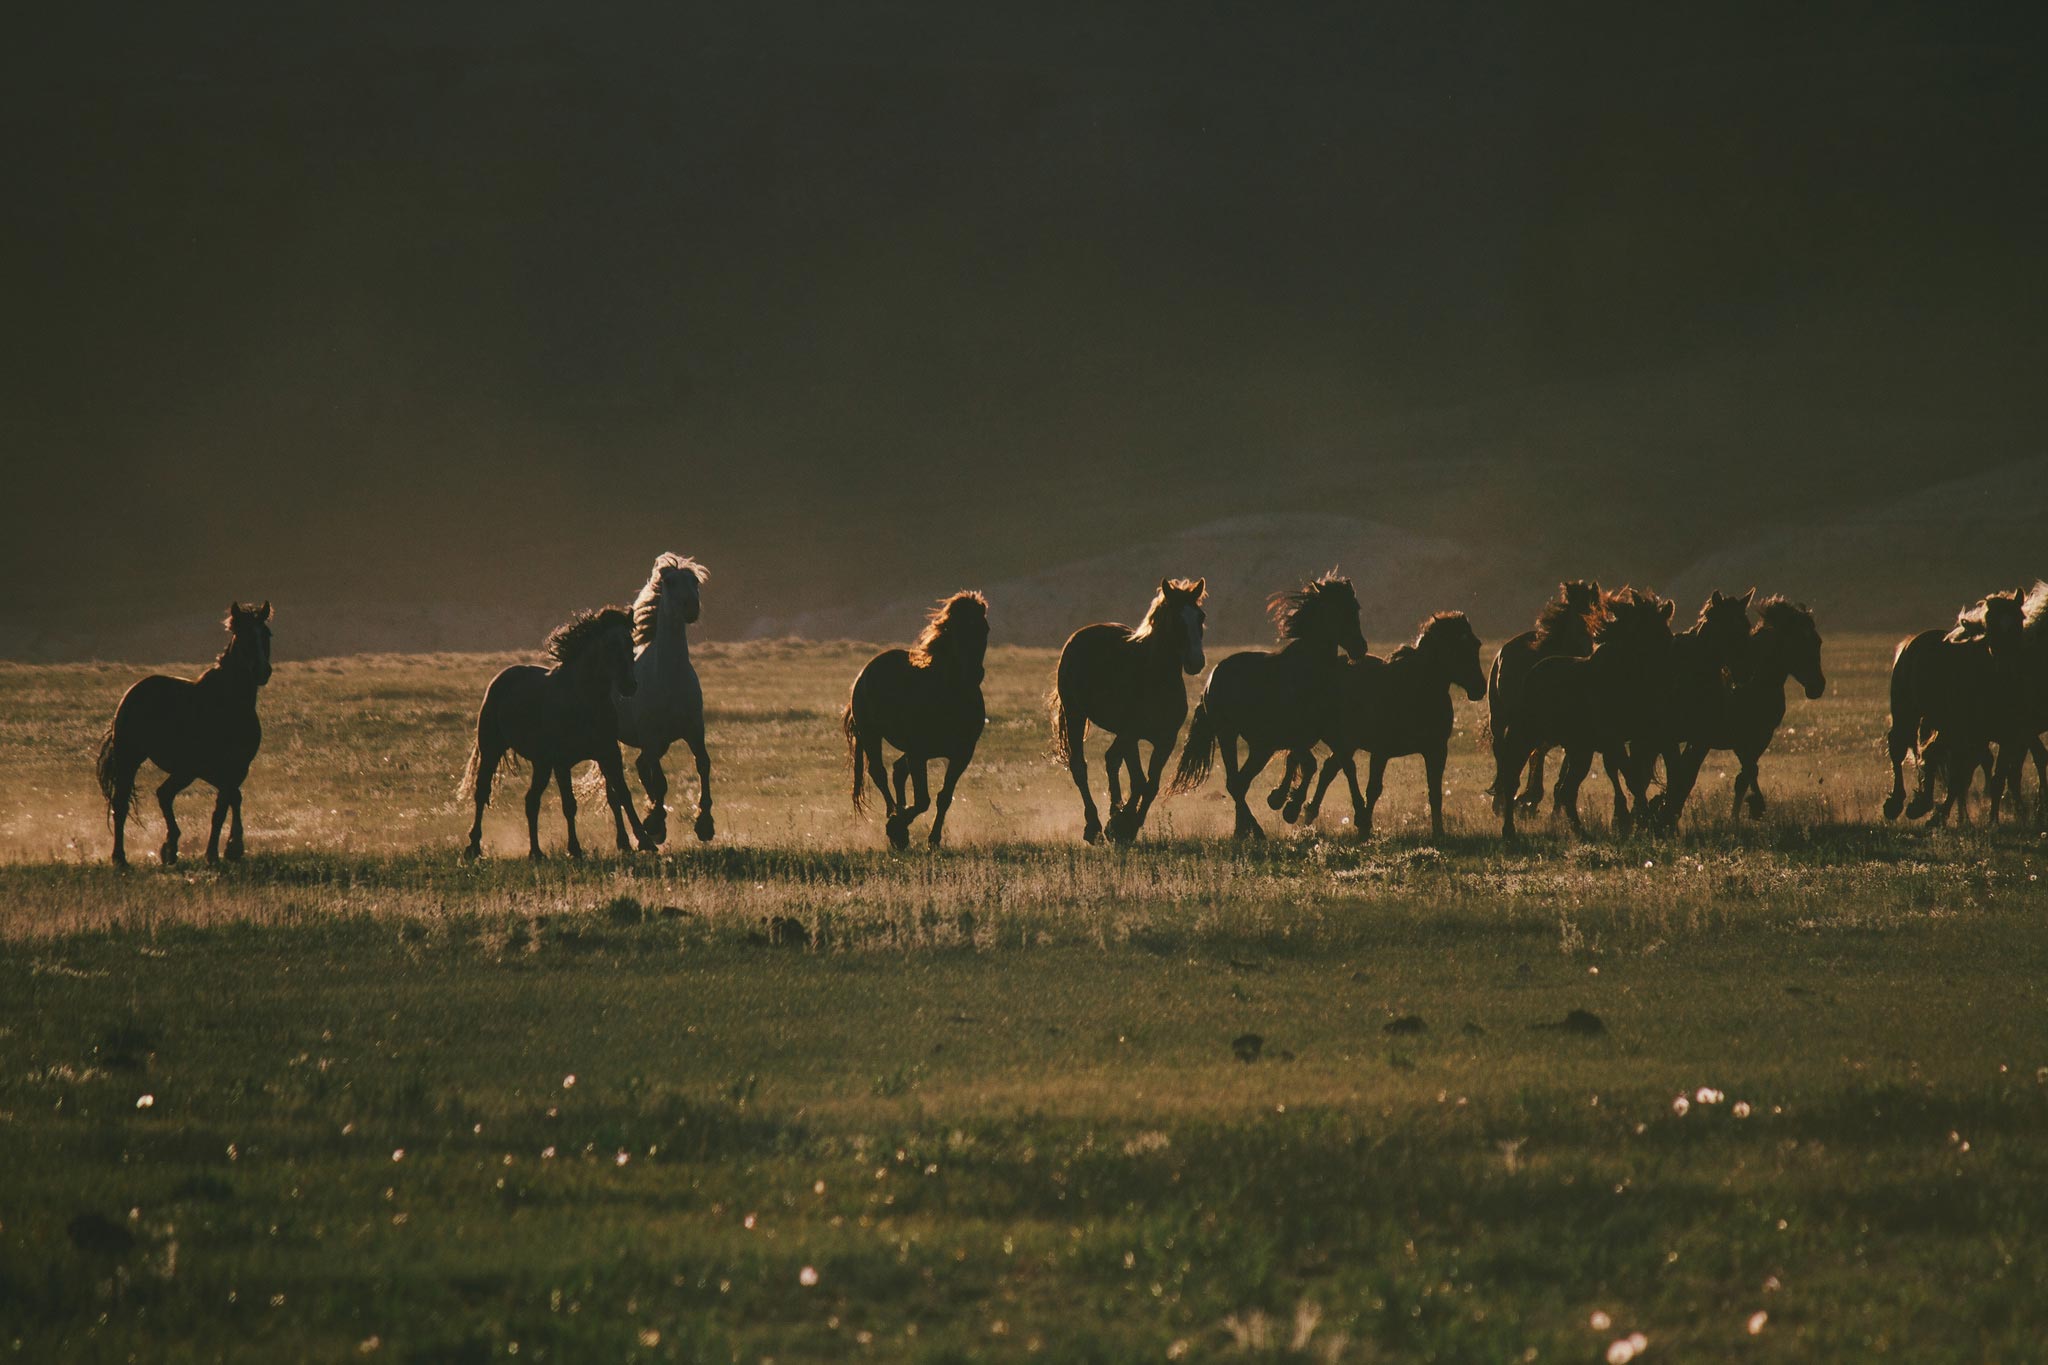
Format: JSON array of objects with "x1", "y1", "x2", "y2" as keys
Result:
[
  {"x1": 1064, "y1": 713, "x2": 1103, "y2": 843},
  {"x1": 555, "y1": 765, "x2": 588, "y2": 859},
  {"x1": 2034, "y1": 737, "x2": 2048, "y2": 830},
  {"x1": 466, "y1": 742, "x2": 507, "y2": 860},
  {"x1": 109, "y1": 753, "x2": 140, "y2": 867},
  {"x1": 1267, "y1": 751, "x2": 1301, "y2": 812},
  {"x1": 224, "y1": 790, "x2": 246, "y2": 860},
  {"x1": 1362, "y1": 751, "x2": 1390, "y2": 838},
  {"x1": 523, "y1": 763, "x2": 552, "y2": 860},
  {"x1": 634, "y1": 744, "x2": 671, "y2": 847},
  {"x1": 862, "y1": 736, "x2": 896, "y2": 818},
  {"x1": 886, "y1": 755, "x2": 919, "y2": 850},
  {"x1": 155, "y1": 774, "x2": 195, "y2": 865},
  {"x1": 684, "y1": 728, "x2": 715, "y2": 843},
  {"x1": 1280, "y1": 751, "x2": 1317, "y2": 824},
  {"x1": 1299, "y1": 752, "x2": 1346, "y2": 827},
  {"x1": 1103, "y1": 735, "x2": 1131, "y2": 825},
  {"x1": 1883, "y1": 717, "x2": 1913, "y2": 820},
  {"x1": 1553, "y1": 748, "x2": 1589, "y2": 838},
  {"x1": 1600, "y1": 752, "x2": 1630, "y2": 837},
  {"x1": 1424, "y1": 747, "x2": 1447, "y2": 839},
  {"x1": 1517, "y1": 746, "x2": 1549, "y2": 811},
  {"x1": 903, "y1": 760, "x2": 934, "y2": 842},
  {"x1": 597, "y1": 746, "x2": 645, "y2": 854},
  {"x1": 1905, "y1": 729, "x2": 1939, "y2": 819},
  {"x1": 1227, "y1": 742, "x2": 1275, "y2": 840},
  {"x1": 1122, "y1": 738, "x2": 1173, "y2": 842},
  {"x1": 928, "y1": 744, "x2": 977, "y2": 849},
  {"x1": 204, "y1": 788, "x2": 231, "y2": 865},
  {"x1": 1118, "y1": 743, "x2": 1148, "y2": 834}
]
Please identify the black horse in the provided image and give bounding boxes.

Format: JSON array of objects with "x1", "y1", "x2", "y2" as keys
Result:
[
  {"x1": 1495, "y1": 588, "x2": 1675, "y2": 838},
  {"x1": 1632, "y1": 589, "x2": 1756, "y2": 830},
  {"x1": 462, "y1": 607, "x2": 645, "y2": 860},
  {"x1": 1885, "y1": 587, "x2": 2030, "y2": 825},
  {"x1": 845, "y1": 591, "x2": 990, "y2": 850},
  {"x1": 95, "y1": 602, "x2": 274, "y2": 866},
  {"x1": 1269, "y1": 611, "x2": 1488, "y2": 838},
  {"x1": 1487, "y1": 580, "x2": 1602, "y2": 814},
  {"x1": 1659, "y1": 597, "x2": 1826, "y2": 822},
  {"x1": 1171, "y1": 573, "x2": 1368, "y2": 838},
  {"x1": 1050, "y1": 578, "x2": 1206, "y2": 843}
]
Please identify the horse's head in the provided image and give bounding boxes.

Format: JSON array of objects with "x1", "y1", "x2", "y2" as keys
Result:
[
  {"x1": 1985, "y1": 587, "x2": 2028, "y2": 649},
  {"x1": 1759, "y1": 597, "x2": 1825, "y2": 700},
  {"x1": 634, "y1": 553, "x2": 707, "y2": 649},
  {"x1": 1141, "y1": 577, "x2": 1207, "y2": 674},
  {"x1": 545, "y1": 606, "x2": 638, "y2": 697},
  {"x1": 1593, "y1": 587, "x2": 1676, "y2": 660},
  {"x1": 1417, "y1": 611, "x2": 1486, "y2": 700},
  {"x1": 1272, "y1": 571, "x2": 1366, "y2": 661},
  {"x1": 913, "y1": 591, "x2": 990, "y2": 686},
  {"x1": 223, "y1": 601, "x2": 273, "y2": 685},
  {"x1": 1563, "y1": 580, "x2": 1602, "y2": 615},
  {"x1": 1698, "y1": 588, "x2": 1756, "y2": 668}
]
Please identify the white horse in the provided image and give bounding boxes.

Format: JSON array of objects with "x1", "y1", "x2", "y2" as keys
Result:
[{"x1": 611, "y1": 553, "x2": 715, "y2": 848}]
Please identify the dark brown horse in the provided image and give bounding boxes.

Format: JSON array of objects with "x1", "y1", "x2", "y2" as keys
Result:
[
  {"x1": 1050, "y1": 578, "x2": 1207, "y2": 843},
  {"x1": 462, "y1": 607, "x2": 645, "y2": 860},
  {"x1": 1632, "y1": 589, "x2": 1757, "y2": 830},
  {"x1": 1659, "y1": 597, "x2": 1826, "y2": 822},
  {"x1": 1170, "y1": 572, "x2": 1368, "y2": 839},
  {"x1": 95, "y1": 602, "x2": 274, "y2": 866},
  {"x1": 845, "y1": 591, "x2": 990, "y2": 850},
  {"x1": 1885, "y1": 586, "x2": 2031, "y2": 824},
  {"x1": 1486, "y1": 581, "x2": 1602, "y2": 814},
  {"x1": 1268, "y1": 611, "x2": 1488, "y2": 838},
  {"x1": 1495, "y1": 588, "x2": 1675, "y2": 838}
]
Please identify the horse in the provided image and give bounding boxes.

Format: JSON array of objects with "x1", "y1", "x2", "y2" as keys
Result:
[
  {"x1": 94, "y1": 602, "x2": 274, "y2": 867},
  {"x1": 844, "y1": 591, "x2": 990, "y2": 850},
  {"x1": 1494, "y1": 588, "x2": 1675, "y2": 839},
  {"x1": 1267, "y1": 611, "x2": 1487, "y2": 838},
  {"x1": 1951, "y1": 582, "x2": 2048, "y2": 824},
  {"x1": 1631, "y1": 588, "x2": 1757, "y2": 830},
  {"x1": 1049, "y1": 578, "x2": 1207, "y2": 844},
  {"x1": 461, "y1": 607, "x2": 645, "y2": 860},
  {"x1": 1885, "y1": 586, "x2": 2031, "y2": 825},
  {"x1": 1656, "y1": 597, "x2": 1826, "y2": 822},
  {"x1": 611, "y1": 553, "x2": 715, "y2": 850},
  {"x1": 1170, "y1": 572, "x2": 1368, "y2": 839},
  {"x1": 1485, "y1": 581, "x2": 1602, "y2": 814}
]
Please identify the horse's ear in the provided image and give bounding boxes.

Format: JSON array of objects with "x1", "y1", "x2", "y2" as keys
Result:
[
  {"x1": 1159, "y1": 577, "x2": 1172, "y2": 596},
  {"x1": 1661, "y1": 600, "x2": 1676, "y2": 623},
  {"x1": 1193, "y1": 577, "x2": 1206, "y2": 600},
  {"x1": 260, "y1": 600, "x2": 272, "y2": 621},
  {"x1": 1741, "y1": 587, "x2": 1755, "y2": 609}
]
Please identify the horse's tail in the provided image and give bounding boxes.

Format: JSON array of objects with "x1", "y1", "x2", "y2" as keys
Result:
[
  {"x1": 93, "y1": 724, "x2": 132, "y2": 825},
  {"x1": 1048, "y1": 683, "x2": 1073, "y2": 767},
  {"x1": 844, "y1": 700, "x2": 868, "y2": 813},
  {"x1": 1170, "y1": 701, "x2": 1217, "y2": 794}
]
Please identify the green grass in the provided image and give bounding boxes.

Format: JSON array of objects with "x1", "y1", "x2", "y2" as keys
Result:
[{"x1": 3, "y1": 637, "x2": 2046, "y2": 1360}]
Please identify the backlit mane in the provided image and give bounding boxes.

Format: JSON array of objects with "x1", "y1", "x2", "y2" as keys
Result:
[
  {"x1": 631, "y1": 553, "x2": 709, "y2": 649},
  {"x1": 910, "y1": 591, "x2": 989, "y2": 667},
  {"x1": 1592, "y1": 587, "x2": 1672, "y2": 648},
  {"x1": 1268, "y1": 571, "x2": 1356, "y2": 640},
  {"x1": 1946, "y1": 585, "x2": 2032, "y2": 644},
  {"x1": 1756, "y1": 596, "x2": 1815, "y2": 636},
  {"x1": 1531, "y1": 581, "x2": 1601, "y2": 648},
  {"x1": 1129, "y1": 578, "x2": 1205, "y2": 642},
  {"x1": 543, "y1": 606, "x2": 634, "y2": 668}
]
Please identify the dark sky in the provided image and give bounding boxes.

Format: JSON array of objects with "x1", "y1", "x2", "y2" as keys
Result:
[{"x1": 6, "y1": 3, "x2": 2046, "y2": 642}]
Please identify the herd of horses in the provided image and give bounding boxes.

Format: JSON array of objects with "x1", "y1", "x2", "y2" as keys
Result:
[{"x1": 88, "y1": 553, "x2": 2042, "y2": 864}]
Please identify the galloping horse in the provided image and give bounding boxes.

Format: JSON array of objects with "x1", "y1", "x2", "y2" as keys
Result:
[
  {"x1": 1486, "y1": 581, "x2": 1602, "y2": 814},
  {"x1": 462, "y1": 607, "x2": 644, "y2": 860},
  {"x1": 1268, "y1": 611, "x2": 1487, "y2": 838},
  {"x1": 1660, "y1": 597, "x2": 1826, "y2": 821},
  {"x1": 1171, "y1": 572, "x2": 1368, "y2": 839},
  {"x1": 1495, "y1": 588, "x2": 1675, "y2": 838},
  {"x1": 1050, "y1": 578, "x2": 1206, "y2": 843},
  {"x1": 1885, "y1": 586, "x2": 2031, "y2": 824},
  {"x1": 1634, "y1": 589, "x2": 1756, "y2": 830},
  {"x1": 95, "y1": 602, "x2": 274, "y2": 866},
  {"x1": 844, "y1": 592, "x2": 990, "y2": 850},
  {"x1": 612, "y1": 553, "x2": 715, "y2": 849}
]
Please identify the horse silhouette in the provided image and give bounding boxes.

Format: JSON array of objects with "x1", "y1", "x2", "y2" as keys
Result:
[
  {"x1": 1050, "y1": 578, "x2": 1206, "y2": 843},
  {"x1": 1633, "y1": 589, "x2": 1756, "y2": 830},
  {"x1": 1268, "y1": 611, "x2": 1488, "y2": 838},
  {"x1": 612, "y1": 553, "x2": 715, "y2": 849},
  {"x1": 1885, "y1": 586, "x2": 2031, "y2": 824},
  {"x1": 1658, "y1": 596, "x2": 1826, "y2": 822},
  {"x1": 1171, "y1": 572, "x2": 1367, "y2": 839},
  {"x1": 462, "y1": 607, "x2": 644, "y2": 860},
  {"x1": 1486, "y1": 581, "x2": 1602, "y2": 814},
  {"x1": 1495, "y1": 588, "x2": 1675, "y2": 838},
  {"x1": 844, "y1": 592, "x2": 989, "y2": 850},
  {"x1": 95, "y1": 602, "x2": 273, "y2": 866}
]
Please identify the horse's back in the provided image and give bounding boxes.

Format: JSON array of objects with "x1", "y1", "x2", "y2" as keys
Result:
[
  {"x1": 851, "y1": 650, "x2": 982, "y2": 756},
  {"x1": 1203, "y1": 646, "x2": 1332, "y2": 748}
]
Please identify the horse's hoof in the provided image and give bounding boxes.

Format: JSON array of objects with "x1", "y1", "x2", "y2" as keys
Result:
[
  {"x1": 1082, "y1": 820, "x2": 1102, "y2": 845},
  {"x1": 1515, "y1": 794, "x2": 1544, "y2": 812},
  {"x1": 885, "y1": 819, "x2": 911, "y2": 851},
  {"x1": 926, "y1": 832, "x2": 944, "y2": 850},
  {"x1": 1881, "y1": 794, "x2": 1904, "y2": 821},
  {"x1": 159, "y1": 847, "x2": 178, "y2": 867},
  {"x1": 204, "y1": 850, "x2": 220, "y2": 867},
  {"x1": 694, "y1": 811, "x2": 715, "y2": 843},
  {"x1": 1265, "y1": 789, "x2": 1288, "y2": 812},
  {"x1": 111, "y1": 852, "x2": 127, "y2": 869},
  {"x1": 1280, "y1": 803, "x2": 1304, "y2": 825},
  {"x1": 1905, "y1": 795, "x2": 1934, "y2": 820},
  {"x1": 529, "y1": 850, "x2": 548, "y2": 863}
]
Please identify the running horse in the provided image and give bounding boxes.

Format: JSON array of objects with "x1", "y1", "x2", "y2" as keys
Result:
[
  {"x1": 611, "y1": 553, "x2": 716, "y2": 849},
  {"x1": 844, "y1": 591, "x2": 991, "y2": 850},
  {"x1": 1486, "y1": 580, "x2": 1602, "y2": 814}
]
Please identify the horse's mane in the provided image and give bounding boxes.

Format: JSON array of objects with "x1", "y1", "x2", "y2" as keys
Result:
[
  {"x1": 543, "y1": 606, "x2": 633, "y2": 667},
  {"x1": 909, "y1": 591, "x2": 989, "y2": 667},
  {"x1": 1756, "y1": 595, "x2": 1815, "y2": 636},
  {"x1": 631, "y1": 553, "x2": 709, "y2": 649},
  {"x1": 1593, "y1": 587, "x2": 1671, "y2": 647},
  {"x1": 1531, "y1": 581, "x2": 1600, "y2": 647},
  {"x1": 1946, "y1": 584, "x2": 2035, "y2": 643},
  {"x1": 1268, "y1": 571, "x2": 1356, "y2": 640},
  {"x1": 1129, "y1": 578, "x2": 1205, "y2": 642}
]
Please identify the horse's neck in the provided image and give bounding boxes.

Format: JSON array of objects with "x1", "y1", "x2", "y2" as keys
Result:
[
  {"x1": 647, "y1": 593, "x2": 691, "y2": 673},
  {"x1": 199, "y1": 655, "x2": 258, "y2": 702},
  {"x1": 1738, "y1": 632, "x2": 1792, "y2": 691},
  {"x1": 1141, "y1": 624, "x2": 1181, "y2": 674}
]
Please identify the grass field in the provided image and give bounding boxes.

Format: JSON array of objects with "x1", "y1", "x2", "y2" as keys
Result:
[{"x1": 3, "y1": 634, "x2": 2046, "y2": 1361}]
